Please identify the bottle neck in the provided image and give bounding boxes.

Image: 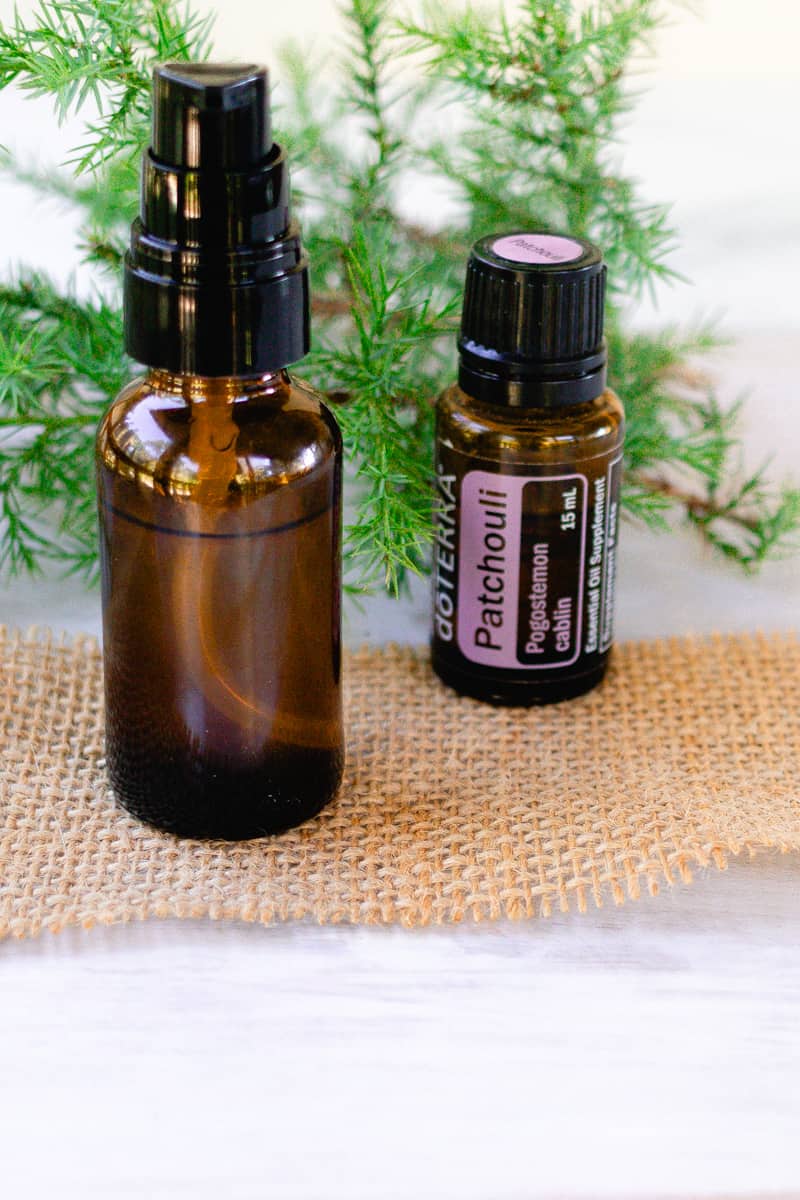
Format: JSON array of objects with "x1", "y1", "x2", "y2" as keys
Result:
[
  {"x1": 145, "y1": 367, "x2": 287, "y2": 404},
  {"x1": 457, "y1": 343, "x2": 607, "y2": 410}
]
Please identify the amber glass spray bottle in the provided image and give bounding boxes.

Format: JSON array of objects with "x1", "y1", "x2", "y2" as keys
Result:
[
  {"x1": 432, "y1": 232, "x2": 624, "y2": 705},
  {"x1": 96, "y1": 64, "x2": 344, "y2": 838}
]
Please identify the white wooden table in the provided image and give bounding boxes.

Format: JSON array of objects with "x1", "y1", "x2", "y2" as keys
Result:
[{"x1": 1, "y1": 855, "x2": 798, "y2": 1200}]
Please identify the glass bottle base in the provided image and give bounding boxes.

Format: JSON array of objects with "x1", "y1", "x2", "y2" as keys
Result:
[
  {"x1": 107, "y1": 740, "x2": 344, "y2": 840},
  {"x1": 431, "y1": 648, "x2": 609, "y2": 707}
]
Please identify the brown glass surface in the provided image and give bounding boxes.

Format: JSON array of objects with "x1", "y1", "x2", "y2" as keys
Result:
[
  {"x1": 433, "y1": 384, "x2": 625, "y2": 706},
  {"x1": 96, "y1": 369, "x2": 343, "y2": 838}
]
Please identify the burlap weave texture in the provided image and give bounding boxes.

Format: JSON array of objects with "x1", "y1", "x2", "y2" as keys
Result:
[{"x1": 1, "y1": 624, "x2": 799, "y2": 939}]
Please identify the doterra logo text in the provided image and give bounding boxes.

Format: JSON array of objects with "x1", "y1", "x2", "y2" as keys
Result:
[{"x1": 433, "y1": 464, "x2": 457, "y2": 641}]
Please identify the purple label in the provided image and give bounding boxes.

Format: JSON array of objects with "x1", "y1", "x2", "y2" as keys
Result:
[
  {"x1": 456, "y1": 470, "x2": 588, "y2": 669},
  {"x1": 491, "y1": 233, "x2": 584, "y2": 266}
]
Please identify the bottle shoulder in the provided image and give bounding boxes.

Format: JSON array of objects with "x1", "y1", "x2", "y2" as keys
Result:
[
  {"x1": 97, "y1": 370, "x2": 341, "y2": 498},
  {"x1": 436, "y1": 384, "x2": 624, "y2": 464}
]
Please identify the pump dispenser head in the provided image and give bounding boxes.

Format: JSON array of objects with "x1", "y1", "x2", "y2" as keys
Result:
[
  {"x1": 151, "y1": 63, "x2": 271, "y2": 169},
  {"x1": 124, "y1": 62, "x2": 309, "y2": 377}
]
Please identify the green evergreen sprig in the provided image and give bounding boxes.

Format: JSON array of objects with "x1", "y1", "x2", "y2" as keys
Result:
[
  {"x1": 0, "y1": 271, "x2": 125, "y2": 575},
  {"x1": 0, "y1": 0, "x2": 212, "y2": 171},
  {"x1": 309, "y1": 226, "x2": 458, "y2": 592},
  {"x1": 0, "y1": 0, "x2": 797, "y2": 589}
]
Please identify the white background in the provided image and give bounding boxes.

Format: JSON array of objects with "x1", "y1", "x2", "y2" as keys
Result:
[{"x1": 1, "y1": 2, "x2": 799, "y2": 1197}]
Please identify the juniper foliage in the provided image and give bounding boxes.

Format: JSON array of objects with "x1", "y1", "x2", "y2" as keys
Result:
[{"x1": 0, "y1": 0, "x2": 796, "y2": 588}]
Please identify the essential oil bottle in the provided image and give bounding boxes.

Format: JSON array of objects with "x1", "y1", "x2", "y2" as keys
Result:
[
  {"x1": 96, "y1": 64, "x2": 344, "y2": 838},
  {"x1": 432, "y1": 232, "x2": 624, "y2": 706}
]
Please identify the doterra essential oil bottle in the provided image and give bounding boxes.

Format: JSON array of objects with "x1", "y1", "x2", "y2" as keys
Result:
[
  {"x1": 432, "y1": 232, "x2": 624, "y2": 706},
  {"x1": 96, "y1": 63, "x2": 344, "y2": 838}
]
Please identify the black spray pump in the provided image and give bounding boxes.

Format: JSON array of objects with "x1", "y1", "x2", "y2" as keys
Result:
[
  {"x1": 125, "y1": 62, "x2": 309, "y2": 376},
  {"x1": 97, "y1": 64, "x2": 344, "y2": 839}
]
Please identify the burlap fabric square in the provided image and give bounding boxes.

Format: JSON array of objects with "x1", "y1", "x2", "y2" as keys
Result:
[{"x1": 1, "y1": 625, "x2": 799, "y2": 939}]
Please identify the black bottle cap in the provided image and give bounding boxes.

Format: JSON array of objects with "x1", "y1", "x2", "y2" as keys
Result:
[
  {"x1": 458, "y1": 231, "x2": 607, "y2": 408},
  {"x1": 124, "y1": 62, "x2": 309, "y2": 377}
]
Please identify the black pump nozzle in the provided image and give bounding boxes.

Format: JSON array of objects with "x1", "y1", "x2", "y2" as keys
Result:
[
  {"x1": 152, "y1": 62, "x2": 271, "y2": 169},
  {"x1": 124, "y1": 61, "x2": 309, "y2": 377}
]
